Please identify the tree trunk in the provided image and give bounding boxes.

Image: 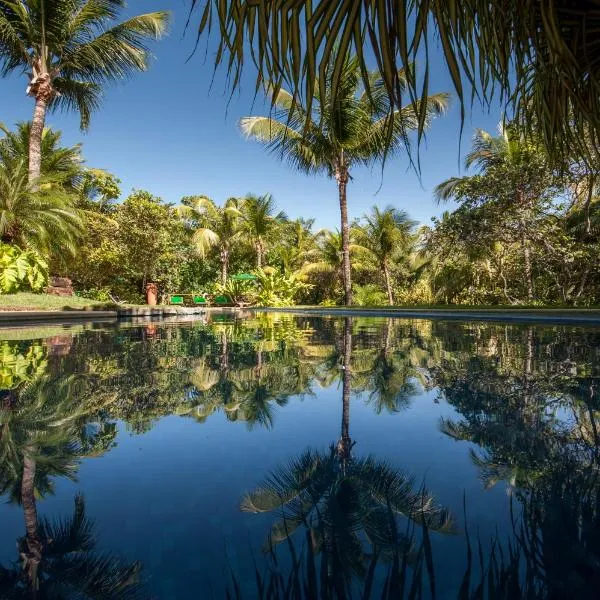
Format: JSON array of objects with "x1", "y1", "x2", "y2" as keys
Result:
[
  {"x1": 336, "y1": 163, "x2": 352, "y2": 306},
  {"x1": 383, "y1": 261, "x2": 394, "y2": 305},
  {"x1": 337, "y1": 318, "x2": 353, "y2": 470},
  {"x1": 21, "y1": 454, "x2": 42, "y2": 587},
  {"x1": 220, "y1": 248, "x2": 229, "y2": 284},
  {"x1": 256, "y1": 242, "x2": 263, "y2": 269},
  {"x1": 28, "y1": 94, "x2": 49, "y2": 187},
  {"x1": 519, "y1": 220, "x2": 534, "y2": 302}
]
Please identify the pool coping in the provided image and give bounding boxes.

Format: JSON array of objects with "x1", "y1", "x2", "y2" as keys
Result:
[
  {"x1": 0, "y1": 305, "x2": 245, "y2": 327},
  {"x1": 0, "y1": 310, "x2": 119, "y2": 324},
  {"x1": 251, "y1": 307, "x2": 600, "y2": 324},
  {"x1": 3, "y1": 306, "x2": 600, "y2": 326}
]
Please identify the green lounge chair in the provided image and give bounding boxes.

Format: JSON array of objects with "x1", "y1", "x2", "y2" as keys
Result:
[
  {"x1": 169, "y1": 295, "x2": 184, "y2": 305},
  {"x1": 193, "y1": 295, "x2": 209, "y2": 306},
  {"x1": 213, "y1": 295, "x2": 234, "y2": 307}
]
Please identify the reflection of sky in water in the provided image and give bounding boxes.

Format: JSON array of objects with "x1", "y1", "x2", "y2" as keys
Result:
[{"x1": 0, "y1": 316, "x2": 598, "y2": 598}]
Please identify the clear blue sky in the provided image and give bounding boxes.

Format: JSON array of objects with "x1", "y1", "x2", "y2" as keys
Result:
[{"x1": 1, "y1": 0, "x2": 501, "y2": 230}]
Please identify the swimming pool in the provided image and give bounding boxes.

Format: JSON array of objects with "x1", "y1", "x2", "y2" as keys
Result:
[{"x1": 0, "y1": 313, "x2": 597, "y2": 598}]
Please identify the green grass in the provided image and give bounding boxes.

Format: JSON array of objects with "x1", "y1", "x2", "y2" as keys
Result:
[{"x1": 0, "y1": 293, "x2": 118, "y2": 311}]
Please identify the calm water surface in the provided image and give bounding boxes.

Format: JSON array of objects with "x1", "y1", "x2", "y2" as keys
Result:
[{"x1": 0, "y1": 313, "x2": 598, "y2": 598}]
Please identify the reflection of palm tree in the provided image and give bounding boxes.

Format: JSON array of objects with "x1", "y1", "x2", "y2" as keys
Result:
[
  {"x1": 337, "y1": 317, "x2": 353, "y2": 467},
  {"x1": 242, "y1": 316, "x2": 452, "y2": 592},
  {"x1": 0, "y1": 376, "x2": 118, "y2": 593},
  {"x1": 242, "y1": 445, "x2": 452, "y2": 593},
  {"x1": 0, "y1": 495, "x2": 147, "y2": 599}
]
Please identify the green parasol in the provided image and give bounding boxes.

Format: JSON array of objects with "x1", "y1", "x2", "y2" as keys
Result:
[{"x1": 230, "y1": 273, "x2": 257, "y2": 281}]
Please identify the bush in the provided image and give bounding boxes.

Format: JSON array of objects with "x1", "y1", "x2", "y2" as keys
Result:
[
  {"x1": 0, "y1": 244, "x2": 48, "y2": 294},
  {"x1": 353, "y1": 284, "x2": 388, "y2": 307},
  {"x1": 252, "y1": 268, "x2": 313, "y2": 307},
  {"x1": 215, "y1": 279, "x2": 254, "y2": 304}
]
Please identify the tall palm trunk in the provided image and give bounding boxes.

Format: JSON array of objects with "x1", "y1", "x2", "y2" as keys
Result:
[
  {"x1": 21, "y1": 453, "x2": 42, "y2": 587},
  {"x1": 29, "y1": 94, "x2": 49, "y2": 186},
  {"x1": 27, "y1": 66, "x2": 54, "y2": 187},
  {"x1": 220, "y1": 247, "x2": 229, "y2": 284},
  {"x1": 383, "y1": 260, "x2": 394, "y2": 305},
  {"x1": 337, "y1": 318, "x2": 353, "y2": 469},
  {"x1": 335, "y1": 161, "x2": 352, "y2": 306}
]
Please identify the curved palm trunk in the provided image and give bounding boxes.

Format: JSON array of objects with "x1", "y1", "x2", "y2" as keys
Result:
[
  {"x1": 335, "y1": 163, "x2": 352, "y2": 306},
  {"x1": 383, "y1": 260, "x2": 394, "y2": 305},
  {"x1": 337, "y1": 318, "x2": 353, "y2": 469},
  {"x1": 21, "y1": 453, "x2": 43, "y2": 588}
]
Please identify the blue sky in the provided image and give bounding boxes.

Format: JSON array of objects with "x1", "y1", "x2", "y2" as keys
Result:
[{"x1": 1, "y1": 0, "x2": 501, "y2": 230}]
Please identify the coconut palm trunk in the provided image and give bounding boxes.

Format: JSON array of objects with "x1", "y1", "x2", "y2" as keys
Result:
[
  {"x1": 20, "y1": 453, "x2": 43, "y2": 586},
  {"x1": 28, "y1": 76, "x2": 53, "y2": 186},
  {"x1": 220, "y1": 248, "x2": 229, "y2": 284},
  {"x1": 336, "y1": 160, "x2": 353, "y2": 306},
  {"x1": 383, "y1": 260, "x2": 394, "y2": 305}
]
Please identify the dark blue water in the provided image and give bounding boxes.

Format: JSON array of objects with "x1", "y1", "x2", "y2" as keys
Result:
[{"x1": 0, "y1": 314, "x2": 598, "y2": 598}]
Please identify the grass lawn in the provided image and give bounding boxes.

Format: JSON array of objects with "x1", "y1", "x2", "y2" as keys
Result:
[{"x1": 0, "y1": 293, "x2": 118, "y2": 311}]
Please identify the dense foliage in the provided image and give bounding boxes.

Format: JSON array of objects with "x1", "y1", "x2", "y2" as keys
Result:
[{"x1": 2, "y1": 115, "x2": 600, "y2": 305}]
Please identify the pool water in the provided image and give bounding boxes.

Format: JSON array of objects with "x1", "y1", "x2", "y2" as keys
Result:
[{"x1": 0, "y1": 313, "x2": 598, "y2": 598}]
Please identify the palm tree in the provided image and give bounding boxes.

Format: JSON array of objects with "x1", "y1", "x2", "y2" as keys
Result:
[
  {"x1": 0, "y1": 494, "x2": 147, "y2": 598},
  {"x1": 0, "y1": 0, "x2": 169, "y2": 185},
  {"x1": 277, "y1": 218, "x2": 319, "y2": 276},
  {"x1": 201, "y1": 0, "x2": 600, "y2": 167},
  {"x1": 354, "y1": 205, "x2": 416, "y2": 305},
  {"x1": 240, "y1": 55, "x2": 447, "y2": 305},
  {"x1": 178, "y1": 195, "x2": 242, "y2": 284},
  {"x1": 0, "y1": 160, "x2": 82, "y2": 254},
  {"x1": 239, "y1": 194, "x2": 287, "y2": 268},
  {"x1": 435, "y1": 125, "x2": 549, "y2": 302},
  {"x1": 0, "y1": 122, "x2": 81, "y2": 181}
]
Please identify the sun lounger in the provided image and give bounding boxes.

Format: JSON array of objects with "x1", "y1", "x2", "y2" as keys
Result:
[
  {"x1": 193, "y1": 295, "x2": 210, "y2": 306},
  {"x1": 213, "y1": 295, "x2": 235, "y2": 307}
]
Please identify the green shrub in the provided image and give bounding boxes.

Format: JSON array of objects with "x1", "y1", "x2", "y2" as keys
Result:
[
  {"x1": 353, "y1": 284, "x2": 388, "y2": 307},
  {"x1": 252, "y1": 268, "x2": 312, "y2": 307},
  {"x1": 0, "y1": 243, "x2": 48, "y2": 294},
  {"x1": 215, "y1": 279, "x2": 254, "y2": 303},
  {"x1": 76, "y1": 287, "x2": 114, "y2": 302}
]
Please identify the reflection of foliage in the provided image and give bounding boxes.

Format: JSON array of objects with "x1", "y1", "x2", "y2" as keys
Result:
[
  {"x1": 0, "y1": 341, "x2": 47, "y2": 391},
  {"x1": 0, "y1": 495, "x2": 147, "y2": 599},
  {"x1": 241, "y1": 445, "x2": 452, "y2": 594},
  {"x1": 434, "y1": 324, "x2": 600, "y2": 598},
  {"x1": 3, "y1": 315, "x2": 600, "y2": 596}
]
